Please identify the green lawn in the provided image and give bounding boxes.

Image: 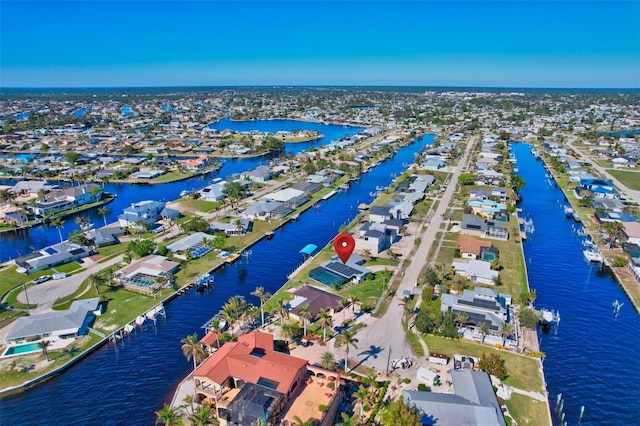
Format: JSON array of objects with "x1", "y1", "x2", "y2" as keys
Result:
[
  {"x1": 606, "y1": 169, "x2": 640, "y2": 191},
  {"x1": 423, "y1": 335, "x2": 544, "y2": 393},
  {"x1": 505, "y1": 391, "x2": 551, "y2": 426},
  {"x1": 150, "y1": 171, "x2": 194, "y2": 183}
]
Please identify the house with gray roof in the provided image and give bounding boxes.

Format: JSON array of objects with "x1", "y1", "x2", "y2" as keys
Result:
[
  {"x1": 118, "y1": 200, "x2": 177, "y2": 228},
  {"x1": 403, "y1": 369, "x2": 506, "y2": 426},
  {"x1": 244, "y1": 165, "x2": 272, "y2": 182},
  {"x1": 441, "y1": 287, "x2": 509, "y2": 333},
  {"x1": 452, "y1": 259, "x2": 499, "y2": 285},
  {"x1": 198, "y1": 180, "x2": 227, "y2": 202},
  {"x1": 5, "y1": 298, "x2": 101, "y2": 344},
  {"x1": 242, "y1": 199, "x2": 291, "y2": 221},
  {"x1": 86, "y1": 225, "x2": 126, "y2": 247},
  {"x1": 16, "y1": 242, "x2": 93, "y2": 274},
  {"x1": 460, "y1": 214, "x2": 508, "y2": 241}
]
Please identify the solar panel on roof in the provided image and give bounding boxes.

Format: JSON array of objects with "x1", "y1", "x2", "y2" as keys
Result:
[{"x1": 325, "y1": 262, "x2": 360, "y2": 277}]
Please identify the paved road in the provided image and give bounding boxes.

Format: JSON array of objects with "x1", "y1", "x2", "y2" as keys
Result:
[
  {"x1": 565, "y1": 137, "x2": 640, "y2": 205},
  {"x1": 347, "y1": 136, "x2": 478, "y2": 372},
  {"x1": 16, "y1": 254, "x2": 124, "y2": 313}
]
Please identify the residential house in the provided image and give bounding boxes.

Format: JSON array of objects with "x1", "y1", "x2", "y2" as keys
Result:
[
  {"x1": 288, "y1": 285, "x2": 343, "y2": 320},
  {"x1": 85, "y1": 226, "x2": 126, "y2": 247},
  {"x1": 452, "y1": 259, "x2": 499, "y2": 285},
  {"x1": 440, "y1": 286, "x2": 510, "y2": 333},
  {"x1": 242, "y1": 199, "x2": 291, "y2": 221},
  {"x1": 118, "y1": 200, "x2": 178, "y2": 228},
  {"x1": 460, "y1": 214, "x2": 509, "y2": 241},
  {"x1": 10, "y1": 180, "x2": 59, "y2": 198},
  {"x1": 31, "y1": 183, "x2": 103, "y2": 217},
  {"x1": 457, "y1": 235, "x2": 498, "y2": 261},
  {"x1": 210, "y1": 218, "x2": 250, "y2": 236},
  {"x1": 622, "y1": 222, "x2": 640, "y2": 245},
  {"x1": 130, "y1": 169, "x2": 164, "y2": 179},
  {"x1": 403, "y1": 370, "x2": 507, "y2": 426},
  {"x1": 575, "y1": 178, "x2": 617, "y2": 199},
  {"x1": 262, "y1": 188, "x2": 308, "y2": 208},
  {"x1": 309, "y1": 254, "x2": 372, "y2": 286},
  {"x1": 192, "y1": 331, "x2": 341, "y2": 426},
  {"x1": 114, "y1": 254, "x2": 180, "y2": 292},
  {"x1": 0, "y1": 204, "x2": 27, "y2": 225},
  {"x1": 15, "y1": 242, "x2": 93, "y2": 274},
  {"x1": 291, "y1": 182, "x2": 322, "y2": 195},
  {"x1": 198, "y1": 179, "x2": 228, "y2": 202},
  {"x1": 245, "y1": 165, "x2": 272, "y2": 182},
  {"x1": 4, "y1": 298, "x2": 102, "y2": 345},
  {"x1": 166, "y1": 232, "x2": 215, "y2": 258}
]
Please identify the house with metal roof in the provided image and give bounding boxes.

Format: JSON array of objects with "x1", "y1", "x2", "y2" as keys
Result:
[
  {"x1": 440, "y1": 287, "x2": 509, "y2": 333},
  {"x1": 5, "y1": 298, "x2": 101, "y2": 345},
  {"x1": 262, "y1": 188, "x2": 308, "y2": 208},
  {"x1": 242, "y1": 199, "x2": 292, "y2": 221},
  {"x1": 15, "y1": 242, "x2": 93, "y2": 274},
  {"x1": 403, "y1": 369, "x2": 507, "y2": 426},
  {"x1": 452, "y1": 259, "x2": 499, "y2": 285}
]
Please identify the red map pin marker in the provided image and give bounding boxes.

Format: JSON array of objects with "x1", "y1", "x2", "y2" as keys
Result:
[{"x1": 334, "y1": 233, "x2": 355, "y2": 264}]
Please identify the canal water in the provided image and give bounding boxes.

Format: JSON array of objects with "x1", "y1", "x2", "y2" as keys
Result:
[
  {"x1": 513, "y1": 143, "x2": 640, "y2": 426},
  {"x1": 0, "y1": 121, "x2": 362, "y2": 263},
  {"x1": 0, "y1": 133, "x2": 432, "y2": 425}
]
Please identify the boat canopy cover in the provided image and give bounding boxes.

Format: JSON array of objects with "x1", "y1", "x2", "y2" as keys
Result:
[{"x1": 299, "y1": 244, "x2": 317, "y2": 256}]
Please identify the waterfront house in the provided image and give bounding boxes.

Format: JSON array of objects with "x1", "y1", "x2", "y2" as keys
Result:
[
  {"x1": 460, "y1": 214, "x2": 509, "y2": 241},
  {"x1": 0, "y1": 204, "x2": 27, "y2": 225},
  {"x1": 440, "y1": 286, "x2": 510, "y2": 333},
  {"x1": 10, "y1": 180, "x2": 59, "y2": 198},
  {"x1": 403, "y1": 370, "x2": 507, "y2": 426},
  {"x1": 291, "y1": 181, "x2": 322, "y2": 195},
  {"x1": 288, "y1": 285, "x2": 343, "y2": 320},
  {"x1": 575, "y1": 178, "x2": 617, "y2": 199},
  {"x1": 309, "y1": 254, "x2": 371, "y2": 287},
  {"x1": 166, "y1": 232, "x2": 215, "y2": 258},
  {"x1": 117, "y1": 200, "x2": 177, "y2": 228},
  {"x1": 130, "y1": 169, "x2": 164, "y2": 179},
  {"x1": 85, "y1": 225, "x2": 126, "y2": 247},
  {"x1": 192, "y1": 331, "x2": 341, "y2": 426},
  {"x1": 262, "y1": 188, "x2": 308, "y2": 208},
  {"x1": 209, "y1": 218, "x2": 250, "y2": 236},
  {"x1": 622, "y1": 222, "x2": 640, "y2": 245},
  {"x1": 467, "y1": 199, "x2": 508, "y2": 221},
  {"x1": 114, "y1": 254, "x2": 179, "y2": 293},
  {"x1": 31, "y1": 183, "x2": 103, "y2": 216},
  {"x1": 198, "y1": 180, "x2": 228, "y2": 202},
  {"x1": 452, "y1": 259, "x2": 499, "y2": 285},
  {"x1": 457, "y1": 235, "x2": 495, "y2": 260},
  {"x1": 4, "y1": 298, "x2": 101, "y2": 345},
  {"x1": 355, "y1": 221, "x2": 399, "y2": 255},
  {"x1": 242, "y1": 199, "x2": 291, "y2": 221},
  {"x1": 244, "y1": 165, "x2": 272, "y2": 182}
]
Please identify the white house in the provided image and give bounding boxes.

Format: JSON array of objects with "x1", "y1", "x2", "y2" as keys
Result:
[
  {"x1": 452, "y1": 259, "x2": 498, "y2": 285},
  {"x1": 262, "y1": 188, "x2": 307, "y2": 208}
]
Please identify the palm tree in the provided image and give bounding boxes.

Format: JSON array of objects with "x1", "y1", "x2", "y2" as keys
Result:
[
  {"x1": 352, "y1": 386, "x2": 368, "y2": 422},
  {"x1": 292, "y1": 416, "x2": 318, "y2": 426},
  {"x1": 233, "y1": 218, "x2": 244, "y2": 248},
  {"x1": 338, "y1": 298, "x2": 349, "y2": 323},
  {"x1": 320, "y1": 351, "x2": 336, "y2": 371},
  {"x1": 349, "y1": 294, "x2": 360, "y2": 313},
  {"x1": 602, "y1": 221, "x2": 623, "y2": 248},
  {"x1": 251, "y1": 286, "x2": 271, "y2": 328},
  {"x1": 317, "y1": 309, "x2": 333, "y2": 341},
  {"x1": 336, "y1": 329, "x2": 359, "y2": 372},
  {"x1": 454, "y1": 312, "x2": 469, "y2": 327},
  {"x1": 181, "y1": 333, "x2": 206, "y2": 371},
  {"x1": 155, "y1": 404, "x2": 183, "y2": 426},
  {"x1": 276, "y1": 298, "x2": 290, "y2": 326},
  {"x1": 97, "y1": 207, "x2": 111, "y2": 227},
  {"x1": 38, "y1": 340, "x2": 52, "y2": 362},
  {"x1": 188, "y1": 402, "x2": 218, "y2": 426},
  {"x1": 298, "y1": 304, "x2": 312, "y2": 337},
  {"x1": 75, "y1": 215, "x2": 91, "y2": 231},
  {"x1": 87, "y1": 272, "x2": 105, "y2": 295},
  {"x1": 480, "y1": 322, "x2": 490, "y2": 342},
  {"x1": 51, "y1": 217, "x2": 65, "y2": 243},
  {"x1": 0, "y1": 189, "x2": 17, "y2": 204},
  {"x1": 500, "y1": 324, "x2": 512, "y2": 340}
]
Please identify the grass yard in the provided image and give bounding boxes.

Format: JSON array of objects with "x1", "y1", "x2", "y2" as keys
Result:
[
  {"x1": 490, "y1": 237, "x2": 529, "y2": 297},
  {"x1": 174, "y1": 198, "x2": 220, "y2": 213},
  {"x1": 422, "y1": 334, "x2": 544, "y2": 393},
  {"x1": 505, "y1": 391, "x2": 551, "y2": 426},
  {"x1": 606, "y1": 169, "x2": 640, "y2": 191},
  {"x1": 150, "y1": 171, "x2": 194, "y2": 183}
]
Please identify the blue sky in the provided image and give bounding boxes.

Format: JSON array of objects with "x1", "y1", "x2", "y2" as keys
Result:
[{"x1": 1, "y1": 1, "x2": 639, "y2": 88}]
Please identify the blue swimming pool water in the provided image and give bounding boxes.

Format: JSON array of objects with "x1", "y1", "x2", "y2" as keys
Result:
[{"x1": 3, "y1": 342, "x2": 41, "y2": 356}]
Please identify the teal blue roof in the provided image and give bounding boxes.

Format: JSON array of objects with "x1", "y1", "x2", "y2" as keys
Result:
[{"x1": 299, "y1": 244, "x2": 317, "y2": 256}]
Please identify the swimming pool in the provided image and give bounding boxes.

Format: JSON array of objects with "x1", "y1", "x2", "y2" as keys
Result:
[{"x1": 2, "y1": 342, "x2": 42, "y2": 357}]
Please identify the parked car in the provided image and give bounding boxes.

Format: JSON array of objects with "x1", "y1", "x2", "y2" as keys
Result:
[
  {"x1": 0, "y1": 303, "x2": 13, "y2": 312},
  {"x1": 33, "y1": 275, "x2": 52, "y2": 284}
]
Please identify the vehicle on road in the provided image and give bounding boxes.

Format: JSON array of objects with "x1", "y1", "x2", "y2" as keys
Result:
[{"x1": 33, "y1": 275, "x2": 52, "y2": 284}]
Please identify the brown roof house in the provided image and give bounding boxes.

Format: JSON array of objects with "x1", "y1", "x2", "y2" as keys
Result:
[{"x1": 193, "y1": 331, "x2": 341, "y2": 426}]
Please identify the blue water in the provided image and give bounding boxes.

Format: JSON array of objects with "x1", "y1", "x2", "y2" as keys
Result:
[
  {"x1": 598, "y1": 128, "x2": 640, "y2": 137},
  {"x1": 121, "y1": 106, "x2": 134, "y2": 116},
  {"x1": 0, "y1": 120, "x2": 362, "y2": 262},
  {"x1": 3, "y1": 342, "x2": 41, "y2": 356},
  {"x1": 72, "y1": 108, "x2": 86, "y2": 117},
  {"x1": 0, "y1": 135, "x2": 433, "y2": 426},
  {"x1": 514, "y1": 143, "x2": 640, "y2": 425}
]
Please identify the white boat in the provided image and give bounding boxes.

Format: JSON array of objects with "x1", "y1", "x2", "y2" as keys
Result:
[
  {"x1": 563, "y1": 205, "x2": 574, "y2": 218},
  {"x1": 583, "y1": 243, "x2": 604, "y2": 263},
  {"x1": 180, "y1": 190, "x2": 189, "y2": 197}
]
